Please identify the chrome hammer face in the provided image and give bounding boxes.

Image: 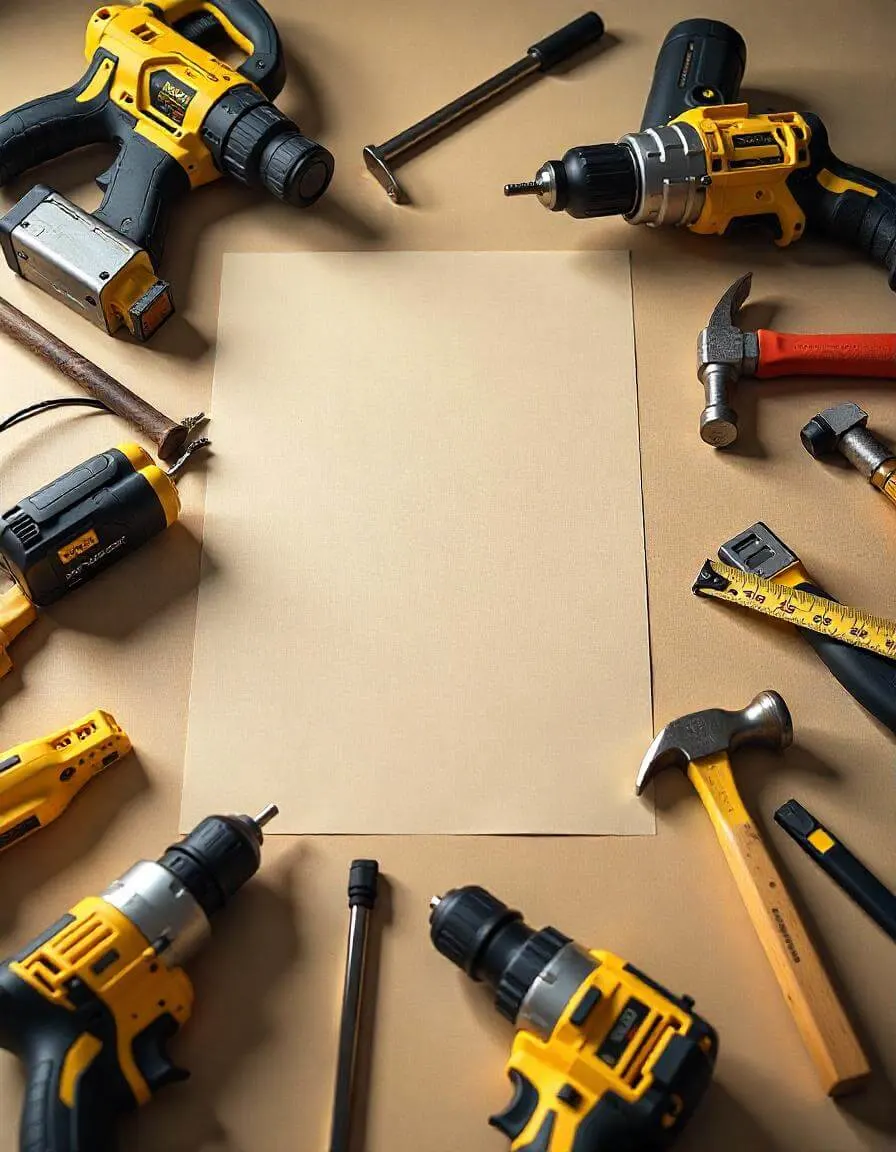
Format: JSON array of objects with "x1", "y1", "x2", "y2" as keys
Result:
[
  {"x1": 635, "y1": 691, "x2": 793, "y2": 795},
  {"x1": 801, "y1": 402, "x2": 894, "y2": 480},
  {"x1": 696, "y1": 273, "x2": 759, "y2": 448}
]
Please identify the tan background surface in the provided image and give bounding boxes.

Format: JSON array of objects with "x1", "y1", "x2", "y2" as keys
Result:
[
  {"x1": 0, "y1": 1, "x2": 895, "y2": 1149},
  {"x1": 182, "y1": 250, "x2": 654, "y2": 835}
]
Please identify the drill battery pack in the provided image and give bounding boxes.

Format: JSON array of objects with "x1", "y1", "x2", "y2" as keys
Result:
[{"x1": 0, "y1": 443, "x2": 179, "y2": 606}]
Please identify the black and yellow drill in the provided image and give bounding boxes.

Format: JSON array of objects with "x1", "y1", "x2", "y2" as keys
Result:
[
  {"x1": 505, "y1": 23, "x2": 896, "y2": 286},
  {"x1": 0, "y1": 0, "x2": 334, "y2": 339},
  {"x1": 430, "y1": 886, "x2": 717, "y2": 1152},
  {"x1": 0, "y1": 803, "x2": 278, "y2": 1152}
]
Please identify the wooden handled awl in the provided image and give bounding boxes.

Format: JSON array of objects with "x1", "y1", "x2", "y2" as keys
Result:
[
  {"x1": 0, "y1": 295, "x2": 195, "y2": 461},
  {"x1": 637, "y1": 692, "x2": 870, "y2": 1096}
]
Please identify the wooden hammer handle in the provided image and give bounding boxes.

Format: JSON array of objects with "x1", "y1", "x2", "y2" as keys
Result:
[
  {"x1": 690, "y1": 754, "x2": 870, "y2": 1096},
  {"x1": 0, "y1": 296, "x2": 187, "y2": 461}
]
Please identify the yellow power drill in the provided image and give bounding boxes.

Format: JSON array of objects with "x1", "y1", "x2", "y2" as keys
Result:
[
  {"x1": 430, "y1": 886, "x2": 717, "y2": 1152},
  {"x1": 0, "y1": 710, "x2": 131, "y2": 852},
  {"x1": 505, "y1": 103, "x2": 896, "y2": 286},
  {"x1": 0, "y1": 0, "x2": 334, "y2": 339},
  {"x1": 0, "y1": 803, "x2": 278, "y2": 1152}
]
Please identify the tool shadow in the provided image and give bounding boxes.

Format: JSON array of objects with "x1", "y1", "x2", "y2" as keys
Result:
[{"x1": 124, "y1": 843, "x2": 304, "y2": 1152}]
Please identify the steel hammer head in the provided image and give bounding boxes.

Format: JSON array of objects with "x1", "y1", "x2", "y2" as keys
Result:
[
  {"x1": 696, "y1": 273, "x2": 760, "y2": 448},
  {"x1": 800, "y1": 402, "x2": 868, "y2": 458},
  {"x1": 635, "y1": 691, "x2": 793, "y2": 795}
]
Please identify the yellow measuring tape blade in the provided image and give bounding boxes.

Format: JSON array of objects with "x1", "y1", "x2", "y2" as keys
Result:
[{"x1": 694, "y1": 559, "x2": 896, "y2": 661}]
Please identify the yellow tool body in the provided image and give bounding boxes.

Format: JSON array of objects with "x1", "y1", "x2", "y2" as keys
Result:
[
  {"x1": 512, "y1": 101, "x2": 896, "y2": 286},
  {"x1": 503, "y1": 948, "x2": 713, "y2": 1151},
  {"x1": 673, "y1": 105, "x2": 812, "y2": 244},
  {"x1": 0, "y1": 0, "x2": 333, "y2": 338},
  {"x1": 0, "y1": 710, "x2": 130, "y2": 853},
  {"x1": 695, "y1": 558, "x2": 896, "y2": 661},
  {"x1": 0, "y1": 806, "x2": 276, "y2": 1152},
  {"x1": 82, "y1": 2, "x2": 261, "y2": 193},
  {"x1": 430, "y1": 886, "x2": 717, "y2": 1151}
]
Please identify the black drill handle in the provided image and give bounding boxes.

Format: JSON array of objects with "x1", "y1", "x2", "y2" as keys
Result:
[
  {"x1": 167, "y1": 0, "x2": 286, "y2": 99},
  {"x1": 0, "y1": 49, "x2": 188, "y2": 262},
  {"x1": 789, "y1": 114, "x2": 896, "y2": 289},
  {"x1": 19, "y1": 1041, "x2": 123, "y2": 1152},
  {"x1": 0, "y1": 957, "x2": 136, "y2": 1152},
  {"x1": 0, "y1": 54, "x2": 113, "y2": 186},
  {"x1": 641, "y1": 19, "x2": 746, "y2": 129},
  {"x1": 795, "y1": 582, "x2": 896, "y2": 734},
  {"x1": 94, "y1": 134, "x2": 190, "y2": 264}
]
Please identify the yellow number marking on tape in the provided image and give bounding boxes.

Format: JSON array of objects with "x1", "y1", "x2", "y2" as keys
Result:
[{"x1": 694, "y1": 559, "x2": 896, "y2": 662}]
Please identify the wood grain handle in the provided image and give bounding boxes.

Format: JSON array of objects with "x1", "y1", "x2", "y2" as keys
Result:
[
  {"x1": 690, "y1": 755, "x2": 870, "y2": 1096},
  {"x1": 0, "y1": 296, "x2": 186, "y2": 460}
]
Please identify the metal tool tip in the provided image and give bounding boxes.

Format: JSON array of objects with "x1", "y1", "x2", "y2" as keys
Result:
[
  {"x1": 504, "y1": 180, "x2": 539, "y2": 197},
  {"x1": 254, "y1": 803, "x2": 279, "y2": 828},
  {"x1": 429, "y1": 895, "x2": 442, "y2": 910}
]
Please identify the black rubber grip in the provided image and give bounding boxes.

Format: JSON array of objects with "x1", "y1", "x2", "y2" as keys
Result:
[
  {"x1": 0, "y1": 52, "x2": 114, "y2": 186},
  {"x1": 641, "y1": 19, "x2": 746, "y2": 129},
  {"x1": 95, "y1": 131, "x2": 190, "y2": 263},
  {"x1": 0, "y1": 961, "x2": 136, "y2": 1152},
  {"x1": 527, "y1": 12, "x2": 605, "y2": 71},
  {"x1": 795, "y1": 582, "x2": 896, "y2": 734},
  {"x1": 172, "y1": 0, "x2": 286, "y2": 98},
  {"x1": 789, "y1": 113, "x2": 896, "y2": 289},
  {"x1": 348, "y1": 859, "x2": 380, "y2": 909},
  {"x1": 775, "y1": 799, "x2": 896, "y2": 942}
]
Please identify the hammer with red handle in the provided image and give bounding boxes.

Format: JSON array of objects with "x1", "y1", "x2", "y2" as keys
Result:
[{"x1": 697, "y1": 273, "x2": 896, "y2": 447}]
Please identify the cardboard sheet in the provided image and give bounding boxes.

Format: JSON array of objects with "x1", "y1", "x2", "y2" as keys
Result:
[{"x1": 182, "y1": 251, "x2": 653, "y2": 833}]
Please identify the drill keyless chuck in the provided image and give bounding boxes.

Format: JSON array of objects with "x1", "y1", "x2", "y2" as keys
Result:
[
  {"x1": 202, "y1": 86, "x2": 334, "y2": 208},
  {"x1": 429, "y1": 886, "x2": 570, "y2": 1022},
  {"x1": 505, "y1": 144, "x2": 638, "y2": 219}
]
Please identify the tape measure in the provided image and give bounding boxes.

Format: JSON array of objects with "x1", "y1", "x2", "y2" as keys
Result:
[{"x1": 694, "y1": 559, "x2": 896, "y2": 661}]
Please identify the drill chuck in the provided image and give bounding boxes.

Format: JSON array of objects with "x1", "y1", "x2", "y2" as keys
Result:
[
  {"x1": 202, "y1": 85, "x2": 334, "y2": 208},
  {"x1": 505, "y1": 144, "x2": 638, "y2": 219},
  {"x1": 158, "y1": 805, "x2": 279, "y2": 920},
  {"x1": 429, "y1": 886, "x2": 569, "y2": 1022}
]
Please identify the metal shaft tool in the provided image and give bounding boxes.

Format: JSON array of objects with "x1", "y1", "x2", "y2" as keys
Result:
[
  {"x1": 637, "y1": 693, "x2": 870, "y2": 1097},
  {"x1": 0, "y1": 295, "x2": 200, "y2": 460},
  {"x1": 329, "y1": 859, "x2": 380, "y2": 1152},
  {"x1": 363, "y1": 13, "x2": 604, "y2": 203}
]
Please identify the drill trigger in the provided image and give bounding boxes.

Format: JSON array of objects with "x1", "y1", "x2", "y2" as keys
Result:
[
  {"x1": 489, "y1": 1069, "x2": 540, "y2": 1140},
  {"x1": 132, "y1": 1014, "x2": 190, "y2": 1094}
]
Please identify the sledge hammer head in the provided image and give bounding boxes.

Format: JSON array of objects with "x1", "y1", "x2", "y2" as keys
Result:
[
  {"x1": 696, "y1": 272, "x2": 759, "y2": 448},
  {"x1": 635, "y1": 690, "x2": 792, "y2": 795}
]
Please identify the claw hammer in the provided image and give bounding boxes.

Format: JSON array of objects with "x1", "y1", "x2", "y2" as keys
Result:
[
  {"x1": 697, "y1": 273, "x2": 896, "y2": 446},
  {"x1": 636, "y1": 691, "x2": 870, "y2": 1096}
]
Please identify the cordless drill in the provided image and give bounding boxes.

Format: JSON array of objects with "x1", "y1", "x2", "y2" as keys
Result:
[
  {"x1": 0, "y1": 439, "x2": 204, "y2": 674},
  {"x1": 0, "y1": 0, "x2": 334, "y2": 339},
  {"x1": 0, "y1": 804, "x2": 278, "y2": 1152},
  {"x1": 430, "y1": 886, "x2": 717, "y2": 1152},
  {"x1": 505, "y1": 22, "x2": 896, "y2": 287}
]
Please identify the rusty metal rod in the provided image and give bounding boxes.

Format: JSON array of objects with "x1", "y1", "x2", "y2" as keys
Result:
[{"x1": 0, "y1": 295, "x2": 191, "y2": 460}]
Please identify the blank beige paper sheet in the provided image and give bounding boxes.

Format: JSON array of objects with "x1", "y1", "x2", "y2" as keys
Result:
[{"x1": 181, "y1": 251, "x2": 654, "y2": 834}]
